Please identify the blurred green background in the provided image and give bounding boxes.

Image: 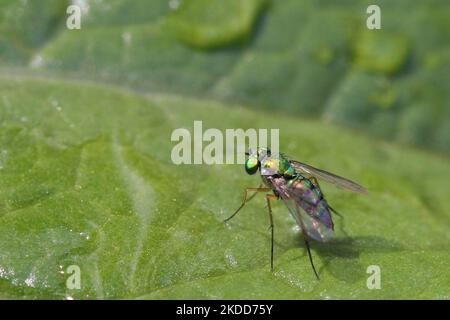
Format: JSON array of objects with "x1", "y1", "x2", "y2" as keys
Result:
[
  {"x1": 1, "y1": 0, "x2": 449, "y2": 153},
  {"x1": 0, "y1": 0, "x2": 449, "y2": 299}
]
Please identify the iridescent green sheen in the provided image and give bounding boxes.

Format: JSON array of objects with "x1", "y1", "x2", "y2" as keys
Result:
[
  {"x1": 279, "y1": 158, "x2": 290, "y2": 172},
  {"x1": 279, "y1": 158, "x2": 295, "y2": 177},
  {"x1": 245, "y1": 157, "x2": 259, "y2": 175},
  {"x1": 285, "y1": 166, "x2": 296, "y2": 177},
  {"x1": 303, "y1": 179, "x2": 312, "y2": 188}
]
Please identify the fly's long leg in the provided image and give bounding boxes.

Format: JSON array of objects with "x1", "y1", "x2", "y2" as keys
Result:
[
  {"x1": 328, "y1": 204, "x2": 349, "y2": 237},
  {"x1": 309, "y1": 176, "x2": 319, "y2": 187},
  {"x1": 303, "y1": 231, "x2": 320, "y2": 280},
  {"x1": 266, "y1": 194, "x2": 278, "y2": 272},
  {"x1": 328, "y1": 205, "x2": 343, "y2": 219},
  {"x1": 224, "y1": 186, "x2": 271, "y2": 223},
  {"x1": 244, "y1": 183, "x2": 264, "y2": 206},
  {"x1": 294, "y1": 201, "x2": 320, "y2": 280}
]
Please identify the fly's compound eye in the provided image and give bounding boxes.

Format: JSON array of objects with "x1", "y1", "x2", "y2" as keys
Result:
[{"x1": 245, "y1": 157, "x2": 259, "y2": 175}]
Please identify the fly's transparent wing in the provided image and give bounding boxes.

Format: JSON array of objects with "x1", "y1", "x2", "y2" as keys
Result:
[
  {"x1": 290, "y1": 160, "x2": 368, "y2": 194},
  {"x1": 269, "y1": 176, "x2": 334, "y2": 242},
  {"x1": 282, "y1": 197, "x2": 334, "y2": 242}
]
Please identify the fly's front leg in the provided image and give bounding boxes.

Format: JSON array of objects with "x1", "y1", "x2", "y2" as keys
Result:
[
  {"x1": 266, "y1": 194, "x2": 279, "y2": 272},
  {"x1": 245, "y1": 183, "x2": 265, "y2": 206},
  {"x1": 224, "y1": 186, "x2": 271, "y2": 223}
]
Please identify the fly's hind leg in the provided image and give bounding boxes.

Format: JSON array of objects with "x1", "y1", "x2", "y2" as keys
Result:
[
  {"x1": 294, "y1": 202, "x2": 320, "y2": 280},
  {"x1": 224, "y1": 185, "x2": 271, "y2": 223},
  {"x1": 265, "y1": 194, "x2": 279, "y2": 272},
  {"x1": 309, "y1": 176, "x2": 319, "y2": 187},
  {"x1": 328, "y1": 205, "x2": 344, "y2": 219},
  {"x1": 328, "y1": 204, "x2": 349, "y2": 237}
]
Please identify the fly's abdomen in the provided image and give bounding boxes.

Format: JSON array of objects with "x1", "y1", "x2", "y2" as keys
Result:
[
  {"x1": 309, "y1": 199, "x2": 333, "y2": 230},
  {"x1": 285, "y1": 176, "x2": 334, "y2": 240},
  {"x1": 287, "y1": 176, "x2": 322, "y2": 205}
]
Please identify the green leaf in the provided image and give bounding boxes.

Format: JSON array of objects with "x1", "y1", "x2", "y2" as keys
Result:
[
  {"x1": 164, "y1": 0, "x2": 268, "y2": 49},
  {"x1": 353, "y1": 31, "x2": 409, "y2": 75},
  {"x1": 3, "y1": 0, "x2": 449, "y2": 154},
  {"x1": 0, "y1": 75, "x2": 449, "y2": 299},
  {"x1": 0, "y1": 1, "x2": 449, "y2": 300},
  {"x1": 0, "y1": 0, "x2": 68, "y2": 63}
]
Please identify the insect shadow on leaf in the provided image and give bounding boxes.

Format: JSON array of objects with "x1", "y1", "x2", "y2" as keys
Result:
[{"x1": 311, "y1": 236, "x2": 404, "y2": 282}]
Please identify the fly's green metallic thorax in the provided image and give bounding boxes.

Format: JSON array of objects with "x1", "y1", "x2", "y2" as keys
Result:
[
  {"x1": 259, "y1": 151, "x2": 323, "y2": 199},
  {"x1": 250, "y1": 148, "x2": 298, "y2": 178},
  {"x1": 278, "y1": 156, "x2": 296, "y2": 178}
]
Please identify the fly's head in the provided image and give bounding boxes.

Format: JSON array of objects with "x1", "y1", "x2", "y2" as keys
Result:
[
  {"x1": 246, "y1": 148, "x2": 280, "y2": 176},
  {"x1": 244, "y1": 149, "x2": 260, "y2": 175}
]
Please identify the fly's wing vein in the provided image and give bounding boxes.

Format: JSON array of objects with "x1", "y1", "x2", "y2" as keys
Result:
[{"x1": 289, "y1": 160, "x2": 367, "y2": 194}]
